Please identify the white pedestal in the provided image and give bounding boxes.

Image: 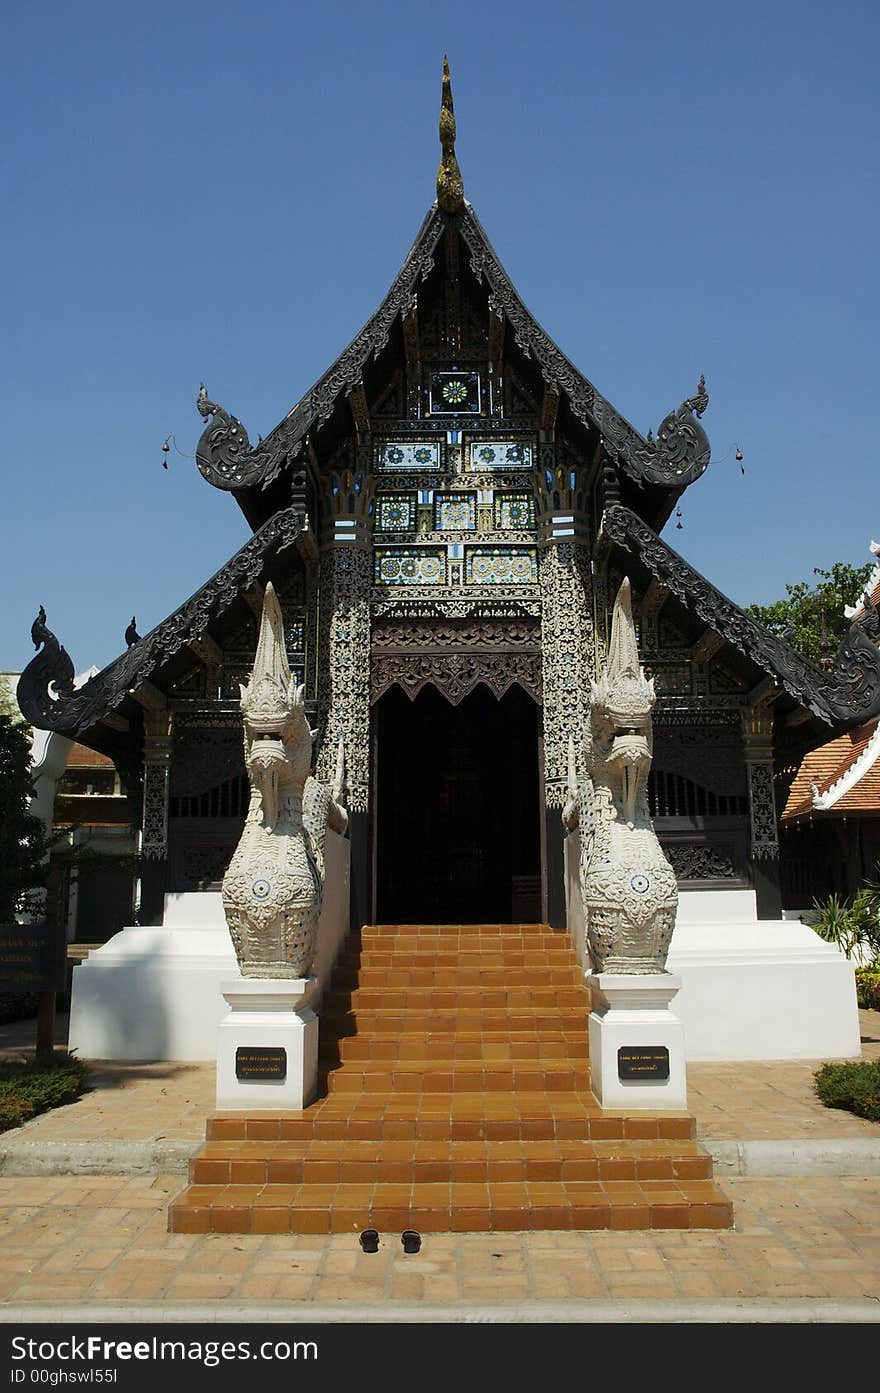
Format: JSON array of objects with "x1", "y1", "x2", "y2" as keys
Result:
[
  {"x1": 586, "y1": 973, "x2": 687, "y2": 1110},
  {"x1": 68, "y1": 832, "x2": 350, "y2": 1061},
  {"x1": 216, "y1": 977, "x2": 319, "y2": 1111},
  {"x1": 564, "y1": 829, "x2": 861, "y2": 1061}
]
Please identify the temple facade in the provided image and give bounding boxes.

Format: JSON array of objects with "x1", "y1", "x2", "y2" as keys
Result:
[{"x1": 18, "y1": 67, "x2": 880, "y2": 939}]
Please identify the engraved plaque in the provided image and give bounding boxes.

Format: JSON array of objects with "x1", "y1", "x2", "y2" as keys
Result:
[
  {"x1": 0, "y1": 923, "x2": 66, "y2": 993},
  {"x1": 235, "y1": 1046, "x2": 287, "y2": 1081},
  {"x1": 617, "y1": 1046, "x2": 670, "y2": 1081}
]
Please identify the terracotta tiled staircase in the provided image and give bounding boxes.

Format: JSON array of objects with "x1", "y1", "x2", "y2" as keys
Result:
[{"x1": 169, "y1": 924, "x2": 732, "y2": 1234}]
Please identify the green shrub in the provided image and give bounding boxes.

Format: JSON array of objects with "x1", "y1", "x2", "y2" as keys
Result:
[
  {"x1": 0, "y1": 1053, "x2": 89, "y2": 1133},
  {"x1": 856, "y1": 968, "x2": 880, "y2": 1011},
  {"x1": 812, "y1": 873, "x2": 880, "y2": 965},
  {"x1": 814, "y1": 1060, "x2": 880, "y2": 1123}
]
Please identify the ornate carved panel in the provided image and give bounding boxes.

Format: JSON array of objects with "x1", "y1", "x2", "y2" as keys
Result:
[
  {"x1": 371, "y1": 652, "x2": 540, "y2": 706},
  {"x1": 316, "y1": 545, "x2": 372, "y2": 813},
  {"x1": 370, "y1": 618, "x2": 541, "y2": 707},
  {"x1": 747, "y1": 761, "x2": 780, "y2": 859},
  {"x1": 539, "y1": 542, "x2": 594, "y2": 807},
  {"x1": 142, "y1": 763, "x2": 170, "y2": 860},
  {"x1": 659, "y1": 837, "x2": 748, "y2": 885}
]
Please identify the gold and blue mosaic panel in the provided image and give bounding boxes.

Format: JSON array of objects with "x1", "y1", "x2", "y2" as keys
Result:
[
  {"x1": 467, "y1": 440, "x2": 534, "y2": 471},
  {"x1": 376, "y1": 494, "x2": 417, "y2": 532},
  {"x1": 464, "y1": 547, "x2": 538, "y2": 585},
  {"x1": 493, "y1": 491, "x2": 535, "y2": 530},
  {"x1": 428, "y1": 371, "x2": 481, "y2": 415},
  {"x1": 377, "y1": 441, "x2": 442, "y2": 471},
  {"x1": 433, "y1": 492, "x2": 477, "y2": 531},
  {"x1": 375, "y1": 548, "x2": 447, "y2": 586}
]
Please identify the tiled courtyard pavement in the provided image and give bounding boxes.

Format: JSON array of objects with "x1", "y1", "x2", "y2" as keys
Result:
[
  {"x1": 0, "y1": 1173, "x2": 877, "y2": 1311},
  {"x1": 0, "y1": 1011, "x2": 876, "y2": 1316}
]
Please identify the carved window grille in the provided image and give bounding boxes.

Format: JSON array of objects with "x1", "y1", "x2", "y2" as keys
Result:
[
  {"x1": 648, "y1": 771, "x2": 749, "y2": 820},
  {"x1": 169, "y1": 773, "x2": 250, "y2": 820}
]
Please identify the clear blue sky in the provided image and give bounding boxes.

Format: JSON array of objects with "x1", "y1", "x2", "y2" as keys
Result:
[{"x1": 3, "y1": 0, "x2": 878, "y2": 674}]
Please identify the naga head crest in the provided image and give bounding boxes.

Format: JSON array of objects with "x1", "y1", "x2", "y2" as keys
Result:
[
  {"x1": 591, "y1": 578, "x2": 655, "y2": 826},
  {"x1": 240, "y1": 582, "x2": 302, "y2": 735},
  {"x1": 592, "y1": 578, "x2": 656, "y2": 726}
]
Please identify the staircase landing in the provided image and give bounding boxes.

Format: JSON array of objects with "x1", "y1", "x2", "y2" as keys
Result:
[{"x1": 169, "y1": 924, "x2": 732, "y2": 1234}]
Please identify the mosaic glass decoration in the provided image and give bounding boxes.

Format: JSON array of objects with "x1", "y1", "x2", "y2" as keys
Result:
[
  {"x1": 377, "y1": 441, "x2": 441, "y2": 471},
  {"x1": 429, "y1": 372, "x2": 481, "y2": 415},
  {"x1": 465, "y1": 547, "x2": 538, "y2": 585},
  {"x1": 374, "y1": 548, "x2": 447, "y2": 586},
  {"x1": 284, "y1": 619, "x2": 305, "y2": 654},
  {"x1": 433, "y1": 492, "x2": 477, "y2": 531},
  {"x1": 494, "y1": 491, "x2": 535, "y2": 530},
  {"x1": 467, "y1": 440, "x2": 534, "y2": 472},
  {"x1": 376, "y1": 494, "x2": 417, "y2": 532}
]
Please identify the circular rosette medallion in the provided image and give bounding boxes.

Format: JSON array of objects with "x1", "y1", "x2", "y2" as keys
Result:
[
  {"x1": 628, "y1": 873, "x2": 651, "y2": 895},
  {"x1": 250, "y1": 877, "x2": 273, "y2": 902}
]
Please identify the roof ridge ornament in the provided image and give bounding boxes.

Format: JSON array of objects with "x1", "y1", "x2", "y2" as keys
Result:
[
  {"x1": 436, "y1": 55, "x2": 464, "y2": 214},
  {"x1": 195, "y1": 384, "x2": 289, "y2": 492},
  {"x1": 630, "y1": 376, "x2": 711, "y2": 490}
]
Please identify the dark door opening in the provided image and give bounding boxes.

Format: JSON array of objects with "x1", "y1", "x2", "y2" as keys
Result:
[{"x1": 374, "y1": 683, "x2": 542, "y2": 924}]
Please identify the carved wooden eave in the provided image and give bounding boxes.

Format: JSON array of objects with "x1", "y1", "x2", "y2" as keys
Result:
[
  {"x1": 17, "y1": 507, "x2": 310, "y2": 744},
  {"x1": 600, "y1": 504, "x2": 880, "y2": 732},
  {"x1": 194, "y1": 205, "x2": 712, "y2": 532}
]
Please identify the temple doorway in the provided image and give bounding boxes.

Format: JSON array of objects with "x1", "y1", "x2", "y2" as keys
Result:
[{"x1": 373, "y1": 683, "x2": 542, "y2": 924}]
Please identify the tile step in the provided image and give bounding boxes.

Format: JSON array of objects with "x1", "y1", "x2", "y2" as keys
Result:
[
  {"x1": 190, "y1": 1137, "x2": 715, "y2": 1185},
  {"x1": 321, "y1": 1037, "x2": 588, "y2": 1063},
  {"x1": 322, "y1": 988, "x2": 589, "y2": 1011},
  {"x1": 169, "y1": 1178, "x2": 733, "y2": 1234},
  {"x1": 205, "y1": 1102, "x2": 696, "y2": 1143},
  {"x1": 326, "y1": 968, "x2": 584, "y2": 988},
  {"x1": 323, "y1": 1065, "x2": 592, "y2": 1094},
  {"x1": 320, "y1": 1011, "x2": 590, "y2": 1036}
]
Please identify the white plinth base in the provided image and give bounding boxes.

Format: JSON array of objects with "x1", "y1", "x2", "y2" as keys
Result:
[
  {"x1": 586, "y1": 974, "x2": 688, "y2": 1110},
  {"x1": 68, "y1": 832, "x2": 350, "y2": 1061},
  {"x1": 564, "y1": 830, "x2": 861, "y2": 1062},
  {"x1": 216, "y1": 978, "x2": 319, "y2": 1111}
]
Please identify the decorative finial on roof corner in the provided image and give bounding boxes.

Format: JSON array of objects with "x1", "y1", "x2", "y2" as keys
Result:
[{"x1": 436, "y1": 55, "x2": 464, "y2": 214}]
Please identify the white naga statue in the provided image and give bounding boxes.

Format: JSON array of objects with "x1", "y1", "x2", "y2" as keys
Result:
[
  {"x1": 572, "y1": 577, "x2": 678, "y2": 974},
  {"x1": 222, "y1": 582, "x2": 346, "y2": 978}
]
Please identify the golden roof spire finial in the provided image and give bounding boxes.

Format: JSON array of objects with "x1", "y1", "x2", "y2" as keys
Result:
[{"x1": 436, "y1": 55, "x2": 464, "y2": 214}]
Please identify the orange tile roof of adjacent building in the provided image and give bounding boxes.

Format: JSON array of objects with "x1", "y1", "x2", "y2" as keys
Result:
[
  {"x1": 783, "y1": 719, "x2": 880, "y2": 820},
  {"x1": 785, "y1": 538, "x2": 880, "y2": 821},
  {"x1": 67, "y1": 742, "x2": 114, "y2": 768}
]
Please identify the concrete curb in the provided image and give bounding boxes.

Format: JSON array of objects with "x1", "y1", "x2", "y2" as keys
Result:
[
  {"x1": 1, "y1": 1136, "x2": 880, "y2": 1177},
  {"x1": 0, "y1": 1140, "x2": 195, "y2": 1176},
  {"x1": 706, "y1": 1137, "x2": 880, "y2": 1177},
  {"x1": 0, "y1": 1299, "x2": 878, "y2": 1323}
]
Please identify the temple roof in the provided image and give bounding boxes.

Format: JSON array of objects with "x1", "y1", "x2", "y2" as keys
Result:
[
  {"x1": 782, "y1": 719, "x2": 880, "y2": 820},
  {"x1": 783, "y1": 539, "x2": 880, "y2": 821},
  {"x1": 16, "y1": 69, "x2": 880, "y2": 751},
  {"x1": 194, "y1": 62, "x2": 711, "y2": 529}
]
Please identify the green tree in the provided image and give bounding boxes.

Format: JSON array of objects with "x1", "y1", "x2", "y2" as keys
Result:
[
  {"x1": 0, "y1": 713, "x2": 51, "y2": 921},
  {"x1": 746, "y1": 561, "x2": 875, "y2": 663}
]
